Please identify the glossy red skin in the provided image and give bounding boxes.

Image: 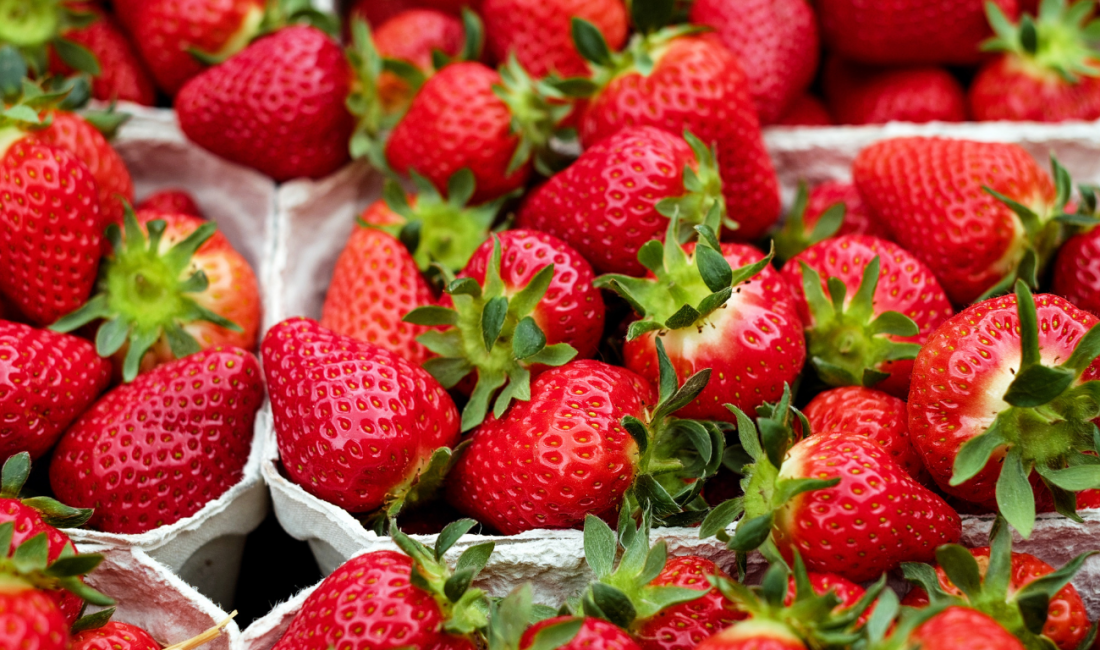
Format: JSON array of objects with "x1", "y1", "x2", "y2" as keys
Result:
[
  {"x1": 694, "y1": 620, "x2": 806, "y2": 650},
  {"x1": 579, "y1": 36, "x2": 780, "y2": 242},
  {"x1": 523, "y1": 617, "x2": 641, "y2": 650},
  {"x1": 780, "y1": 235, "x2": 953, "y2": 396},
  {"x1": 50, "y1": 4, "x2": 157, "y2": 106},
  {"x1": 0, "y1": 140, "x2": 102, "y2": 326},
  {"x1": 971, "y1": 56, "x2": 1100, "y2": 122},
  {"x1": 460, "y1": 230, "x2": 605, "y2": 361},
  {"x1": 133, "y1": 0, "x2": 264, "y2": 95},
  {"x1": 853, "y1": 137, "x2": 1057, "y2": 305},
  {"x1": 137, "y1": 189, "x2": 204, "y2": 218},
  {"x1": 823, "y1": 59, "x2": 968, "y2": 125},
  {"x1": 50, "y1": 347, "x2": 263, "y2": 534},
  {"x1": 908, "y1": 293, "x2": 1100, "y2": 508},
  {"x1": 911, "y1": 606, "x2": 1026, "y2": 650},
  {"x1": 0, "y1": 586, "x2": 68, "y2": 650},
  {"x1": 447, "y1": 360, "x2": 653, "y2": 534},
  {"x1": 0, "y1": 320, "x2": 111, "y2": 461},
  {"x1": 774, "y1": 433, "x2": 962, "y2": 583},
  {"x1": 482, "y1": 0, "x2": 628, "y2": 78},
  {"x1": 177, "y1": 26, "x2": 354, "y2": 182},
  {"x1": 804, "y1": 181, "x2": 886, "y2": 241},
  {"x1": 372, "y1": 9, "x2": 464, "y2": 111},
  {"x1": 816, "y1": 0, "x2": 1019, "y2": 65},
  {"x1": 321, "y1": 226, "x2": 435, "y2": 366},
  {"x1": 0, "y1": 499, "x2": 82, "y2": 625},
  {"x1": 1054, "y1": 227, "x2": 1100, "y2": 317},
  {"x1": 774, "y1": 95, "x2": 834, "y2": 127},
  {"x1": 273, "y1": 550, "x2": 475, "y2": 650},
  {"x1": 517, "y1": 126, "x2": 699, "y2": 276},
  {"x1": 263, "y1": 318, "x2": 461, "y2": 513},
  {"x1": 902, "y1": 547, "x2": 1089, "y2": 650},
  {"x1": 803, "y1": 386, "x2": 925, "y2": 481},
  {"x1": 349, "y1": 0, "x2": 416, "y2": 26},
  {"x1": 386, "y1": 62, "x2": 529, "y2": 204},
  {"x1": 624, "y1": 243, "x2": 806, "y2": 422},
  {"x1": 635, "y1": 556, "x2": 743, "y2": 650},
  {"x1": 69, "y1": 621, "x2": 160, "y2": 650},
  {"x1": 688, "y1": 0, "x2": 819, "y2": 124}
]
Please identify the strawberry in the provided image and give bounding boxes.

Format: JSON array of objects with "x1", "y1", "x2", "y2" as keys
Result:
[
  {"x1": 802, "y1": 386, "x2": 925, "y2": 481},
  {"x1": 49, "y1": 346, "x2": 263, "y2": 534},
  {"x1": 901, "y1": 516, "x2": 1091, "y2": 650},
  {"x1": 52, "y1": 208, "x2": 261, "y2": 381},
  {"x1": 48, "y1": 3, "x2": 157, "y2": 106},
  {"x1": 370, "y1": 8, "x2": 468, "y2": 113},
  {"x1": 695, "y1": 620, "x2": 807, "y2": 650},
  {"x1": 0, "y1": 320, "x2": 110, "y2": 461},
  {"x1": 772, "y1": 181, "x2": 885, "y2": 263},
  {"x1": 853, "y1": 137, "x2": 1064, "y2": 305},
  {"x1": 404, "y1": 232, "x2": 604, "y2": 431},
  {"x1": 779, "y1": 235, "x2": 953, "y2": 397},
  {"x1": 136, "y1": 189, "x2": 204, "y2": 218},
  {"x1": 69, "y1": 621, "x2": 160, "y2": 650},
  {"x1": 907, "y1": 283, "x2": 1100, "y2": 536},
  {"x1": 271, "y1": 521, "x2": 490, "y2": 650},
  {"x1": 262, "y1": 318, "x2": 461, "y2": 517},
  {"x1": 823, "y1": 58, "x2": 968, "y2": 125},
  {"x1": 0, "y1": 583, "x2": 71, "y2": 650},
  {"x1": 0, "y1": 1, "x2": 101, "y2": 81},
  {"x1": 599, "y1": 214, "x2": 805, "y2": 422},
  {"x1": 774, "y1": 95, "x2": 834, "y2": 127},
  {"x1": 522, "y1": 617, "x2": 641, "y2": 650},
  {"x1": 516, "y1": 127, "x2": 725, "y2": 276},
  {"x1": 633, "y1": 555, "x2": 743, "y2": 650},
  {"x1": 781, "y1": 572, "x2": 867, "y2": 616},
  {"x1": 815, "y1": 0, "x2": 1019, "y2": 65},
  {"x1": 481, "y1": 0, "x2": 628, "y2": 78},
  {"x1": 177, "y1": 25, "x2": 355, "y2": 182},
  {"x1": 910, "y1": 607, "x2": 1027, "y2": 650},
  {"x1": 971, "y1": 1, "x2": 1100, "y2": 122},
  {"x1": 571, "y1": 14, "x2": 781, "y2": 242},
  {"x1": 1053, "y1": 224, "x2": 1100, "y2": 317},
  {"x1": 321, "y1": 226, "x2": 435, "y2": 366},
  {"x1": 687, "y1": 0, "x2": 820, "y2": 125}
]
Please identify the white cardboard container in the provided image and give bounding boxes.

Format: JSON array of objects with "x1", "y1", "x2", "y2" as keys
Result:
[
  {"x1": 262, "y1": 120, "x2": 1100, "y2": 617},
  {"x1": 64, "y1": 105, "x2": 276, "y2": 608}
]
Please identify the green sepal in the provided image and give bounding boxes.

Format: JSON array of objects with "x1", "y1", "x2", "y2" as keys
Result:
[
  {"x1": 982, "y1": 0, "x2": 1100, "y2": 83},
  {"x1": 491, "y1": 54, "x2": 576, "y2": 177},
  {"x1": 71, "y1": 607, "x2": 115, "y2": 634},
  {"x1": 771, "y1": 182, "x2": 846, "y2": 263},
  {"x1": 360, "y1": 443, "x2": 470, "y2": 535}
]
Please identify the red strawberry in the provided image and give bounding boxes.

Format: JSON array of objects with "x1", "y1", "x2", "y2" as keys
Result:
[
  {"x1": 0, "y1": 320, "x2": 111, "y2": 461},
  {"x1": 52, "y1": 208, "x2": 261, "y2": 381},
  {"x1": 69, "y1": 621, "x2": 160, "y2": 650},
  {"x1": 136, "y1": 189, "x2": 204, "y2": 218},
  {"x1": 804, "y1": 182, "x2": 880, "y2": 239},
  {"x1": 907, "y1": 285, "x2": 1100, "y2": 535},
  {"x1": 481, "y1": 0, "x2": 628, "y2": 78},
  {"x1": 177, "y1": 25, "x2": 354, "y2": 182},
  {"x1": 522, "y1": 617, "x2": 641, "y2": 650},
  {"x1": 782, "y1": 572, "x2": 867, "y2": 615},
  {"x1": 0, "y1": 583, "x2": 70, "y2": 650},
  {"x1": 970, "y1": 1, "x2": 1100, "y2": 122},
  {"x1": 695, "y1": 620, "x2": 806, "y2": 650},
  {"x1": 823, "y1": 58, "x2": 968, "y2": 125},
  {"x1": 262, "y1": 318, "x2": 461, "y2": 515},
  {"x1": 687, "y1": 0, "x2": 820, "y2": 124},
  {"x1": 772, "y1": 181, "x2": 886, "y2": 263},
  {"x1": 910, "y1": 607, "x2": 1026, "y2": 650},
  {"x1": 816, "y1": 0, "x2": 1019, "y2": 65},
  {"x1": 634, "y1": 556, "x2": 743, "y2": 650},
  {"x1": 780, "y1": 235, "x2": 953, "y2": 396},
  {"x1": 774, "y1": 94, "x2": 834, "y2": 127},
  {"x1": 803, "y1": 386, "x2": 925, "y2": 481},
  {"x1": 371, "y1": 8, "x2": 466, "y2": 113},
  {"x1": 853, "y1": 137, "x2": 1062, "y2": 305},
  {"x1": 575, "y1": 27, "x2": 781, "y2": 241},
  {"x1": 1053, "y1": 225, "x2": 1100, "y2": 317},
  {"x1": 49, "y1": 347, "x2": 263, "y2": 534},
  {"x1": 517, "y1": 127, "x2": 724, "y2": 276},
  {"x1": 49, "y1": 3, "x2": 157, "y2": 106}
]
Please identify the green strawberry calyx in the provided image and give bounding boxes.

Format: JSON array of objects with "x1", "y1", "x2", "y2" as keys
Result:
[
  {"x1": 0, "y1": 80, "x2": 73, "y2": 154},
  {"x1": 0, "y1": 521, "x2": 115, "y2": 608},
  {"x1": 487, "y1": 584, "x2": 581, "y2": 650},
  {"x1": 492, "y1": 54, "x2": 576, "y2": 177},
  {"x1": 983, "y1": 0, "x2": 1100, "y2": 82},
  {"x1": 0, "y1": 453, "x2": 93, "y2": 529},
  {"x1": 403, "y1": 236, "x2": 579, "y2": 432},
  {"x1": 50, "y1": 204, "x2": 243, "y2": 382},
  {"x1": 902, "y1": 515, "x2": 1095, "y2": 650},
  {"x1": 0, "y1": 1, "x2": 99, "y2": 79},
  {"x1": 799, "y1": 255, "x2": 923, "y2": 389},
  {"x1": 854, "y1": 588, "x2": 953, "y2": 650},
  {"x1": 377, "y1": 169, "x2": 515, "y2": 273},
  {"x1": 771, "y1": 182, "x2": 846, "y2": 263},
  {"x1": 188, "y1": 0, "x2": 339, "y2": 66},
  {"x1": 654, "y1": 131, "x2": 730, "y2": 238},
  {"x1": 360, "y1": 442, "x2": 469, "y2": 535}
]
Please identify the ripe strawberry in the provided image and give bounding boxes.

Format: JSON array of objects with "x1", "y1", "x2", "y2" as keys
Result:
[
  {"x1": 775, "y1": 95, "x2": 833, "y2": 126},
  {"x1": 522, "y1": 617, "x2": 641, "y2": 650},
  {"x1": 0, "y1": 2, "x2": 101, "y2": 82},
  {"x1": 0, "y1": 582, "x2": 70, "y2": 650},
  {"x1": 1053, "y1": 224, "x2": 1100, "y2": 316},
  {"x1": 823, "y1": 58, "x2": 968, "y2": 125},
  {"x1": 971, "y1": 1, "x2": 1100, "y2": 122},
  {"x1": 907, "y1": 284, "x2": 1100, "y2": 536},
  {"x1": 772, "y1": 181, "x2": 885, "y2": 263},
  {"x1": 634, "y1": 555, "x2": 743, "y2": 650},
  {"x1": 271, "y1": 522, "x2": 489, "y2": 650},
  {"x1": 687, "y1": 0, "x2": 819, "y2": 125},
  {"x1": 482, "y1": 0, "x2": 628, "y2": 78},
  {"x1": 815, "y1": 0, "x2": 1019, "y2": 65},
  {"x1": 136, "y1": 189, "x2": 204, "y2": 218},
  {"x1": 910, "y1": 607, "x2": 1027, "y2": 650},
  {"x1": 803, "y1": 386, "x2": 925, "y2": 481},
  {"x1": 781, "y1": 572, "x2": 867, "y2": 615},
  {"x1": 48, "y1": 3, "x2": 157, "y2": 106},
  {"x1": 49, "y1": 347, "x2": 263, "y2": 534},
  {"x1": 853, "y1": 137, "x2": 1063, "y2": 305},
  {"x1": 517, "y1": 127, "x2": 724, "y2": 276},
  {"x1": 573, "y1": 22, "x2": 781, "y2": 241},
  {"x1": 370, "y1": 8, "x2": 467, "y2": 113},
  {"x1": 263, "y1": 318, "x2": 461, "y2": 516},
  {"x1": 69, "y1": 621, "x2": 160, "y2": 650},
  {"x1": 177, "y1": 25, "x2": 354, "y2": 182},
  {"x1": 0, "y1": 320, "x2": 110, "y2": 461},
  {"x1": 780, "y1": 235, "x2": 953, "y2": 396},
  {"x1": 695, "y1": 620, "x2": 806, "y2": 650},
  {"x1": 52, "y1": 208, "x2": 261, "y2": 381}
]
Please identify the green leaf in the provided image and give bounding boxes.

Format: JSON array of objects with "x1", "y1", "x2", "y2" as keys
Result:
[
  {"x1": 421, "y1": 357, "x2": 474, "y2": 389},
  {"x1": 21, "y1": 497, "x2": 93, "y2": 529},
  {"x1": 481, "y1": 296, "x2": 509, "y2": 351},
  {"x1": 637, "y1": 240, "x2": 665, "y2": 274},
  {"x1": 509, "y1": 264, "x2": 555, "y2": 317},
  {"x1": 934, "y1": 545, "x2": 983, "y2": 601},
  {"x1": 868, "y1": 311, "x2": 920, "y2": 337},
  {"x1": 1041, "y1": 464, "x2": 1100, "y2": 491},
  {"x1": 1016, "y1": 280, "x2": 1041, "y2": 367},
  {"x1": 621, "y1": 415, "x2": 649, "y2": 455},
  {"x1": 696, "y1": 245, "x2": 733, "y2": 293},
  {"x1": 71, "y1": 607, "x2": 115, "y2": 634},
  {"x1": 570, "y1": 18, "x2": 611, "y2": 66},
  {"x1": 665, "y1": 304, "x2": 701, "y2": 330},
  {"x1": 0, "y1": 452, "x2": 30, "y2": 498},
  {"x1": 444, "y1": 568, "x2": 476, "y2": 603},
  {"x1": 52, "y1": 37, "x2": 101, "y2": 75},
  {"x1": 590, "y1": 583, "x2": 636, "y2": 628},
  {"x1": 524, "y1": 343, "x2": 577, "y2": 367},
  {"x1": 997, "y1": 448, "x2": 1036, "y2": 539},
  {"x1": 808, "y1": 204, "x2": 845, "y2": 244},
  {"x1": 1062, "y1": 324, "x2": 1100, "y2": 374},
  {"x1": 583, "y1": 514, "x2": 617, "y2": 579},
  {"x1": 44, "y1": 554, "x2": 103, "y2": 579},
  {"x1": 513, "y1": 317, "x2": 547, "y2": 359},
  {"x1": 699, "y1": 498, "x2": 743, "y2": 539},
  {"x1": 436, "y1": 519, "x2": 478, "y2": 559},
  {"x1": 951, "y1": 417, "x2": 1008, "y2": 486},
  {"x1": 526, "y1": 618, "x2": 582, "y2": 650},
  {"x1": 658, "y1": 370, "x2": 711, "y2": 418},
  {"x1": 695, "y1": 287, "x2": 732, "y2": 318},
  {"x1": 12, "y1": 533, "x2": 49, "y2": 573},
  {"x1": 461, "y1": 370, "x2": 507, "y2": 432},
  {"x1": 655, "y1": 337, "x2": 678, "y2": 405},
  {"x1": 447, "y1": 277, "x2": 482, "y2": 297},
  {"x1": 631, "y1": 0, "x2": 675, "y2": 34},
  {"x1": 727, "y1": 512, "x2": 773, "y2": 552},
  {"x1": 1004, "y1": 365, "x2": 1076, "y2": 407}
]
